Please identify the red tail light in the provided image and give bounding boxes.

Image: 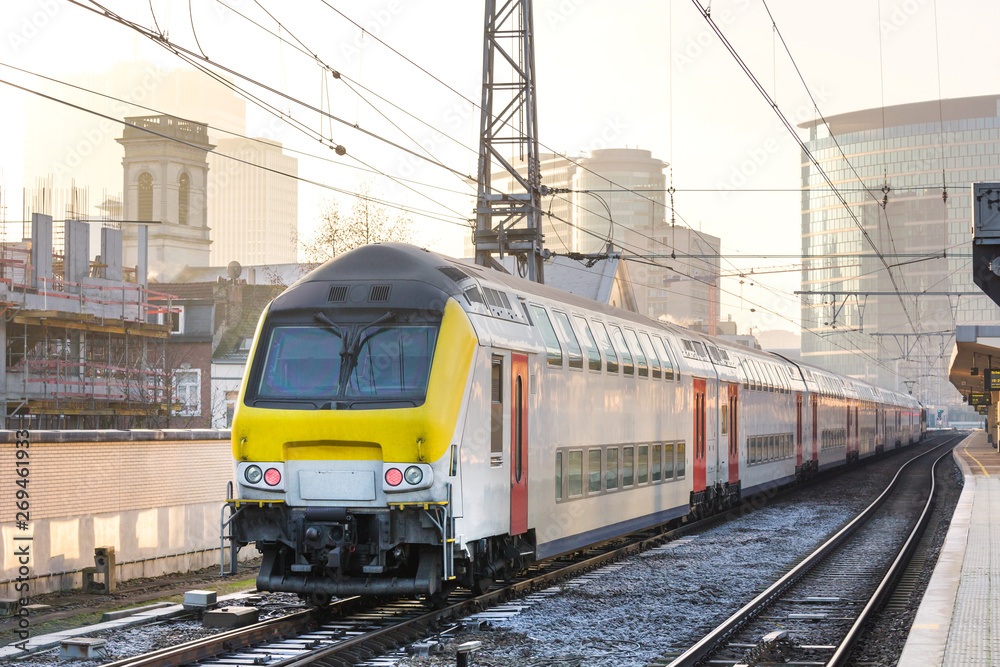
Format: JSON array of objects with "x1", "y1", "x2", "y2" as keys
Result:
[{"x1": 385, "y1": 468, "x2": 403, "y2": 486}]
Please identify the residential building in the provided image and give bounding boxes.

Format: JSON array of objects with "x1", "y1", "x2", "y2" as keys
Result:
[
  {"x1": 0, "y1": 214, "x2": 170, "y2": 428},
  {"x1": 799, "y1": 95, "x2": 1000, "y2": 413}
]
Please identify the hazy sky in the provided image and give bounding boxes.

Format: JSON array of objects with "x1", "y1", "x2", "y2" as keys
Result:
[{"x1": 2, "y1": 0, "x2": 999, "y2": 335}]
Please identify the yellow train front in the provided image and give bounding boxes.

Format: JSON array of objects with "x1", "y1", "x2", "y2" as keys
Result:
[{"x1": 229, "y1": 244, "x2": 480, "y2": 602}]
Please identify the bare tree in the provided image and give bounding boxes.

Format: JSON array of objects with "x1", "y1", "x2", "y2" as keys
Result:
[{"x1": 301, "y1": 180, "x2": 413, "y2": 264}]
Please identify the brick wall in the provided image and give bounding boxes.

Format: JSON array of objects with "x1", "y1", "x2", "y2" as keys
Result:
[{"x1": 0, "y1": 430, "x2": 244, "y2": 596}]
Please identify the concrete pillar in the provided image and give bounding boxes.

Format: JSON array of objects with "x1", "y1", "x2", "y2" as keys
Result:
[
  {"x1": 64, "y1": 220, "x2": 90, "y2": 290},
  {"x1": 137, "y1": 226, "x2": 148, "y2": 288},
  {"x1": 0, "y1": 318, "x2": 7, "y2": 428},
  {"x1": 30, "y1": 213, "x2": 53, "y2": 291},
  {"x1": 100, "y1": 228, "x2": 123, "y2": 281}
]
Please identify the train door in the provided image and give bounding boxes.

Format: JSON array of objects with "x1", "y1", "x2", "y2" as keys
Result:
[
  {"x1": 854, "y1": 405, "x2": 860, "y2": 454},
  {"x1": 846, "y1": 404, "x2": 852, "y2": 460},
  {"x1": 510, "y1": 353, "x2": 528, "y2": 536},
  {"x1": 727, "y1": 384, "x2": 739, "y2": 485},
  {"x1": 796, "y1": 392, "x2": 803, "y2": 467},
  {"x1": 693, "y1": 378, "x2": 707, "y2": 495},
  {"x1": 811, "y1": 393, "x2": 819, "y2": 463}
]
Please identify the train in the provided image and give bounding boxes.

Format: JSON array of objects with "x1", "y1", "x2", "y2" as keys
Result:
[{"x1": 227, "y1": 243, "x2": 925, "y2": 603}]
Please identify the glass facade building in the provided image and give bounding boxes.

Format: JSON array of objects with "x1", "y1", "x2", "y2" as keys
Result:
[{"x1": 800, "y1": 95, "x2": 1000, "y2": 411}]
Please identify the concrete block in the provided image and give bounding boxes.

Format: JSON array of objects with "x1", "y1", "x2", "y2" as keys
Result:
[
  {"x1": 0, "y1": 599, "x2": 19, "y2": 616},
  {"x1": 24, "y1": 604, "x2": 50, "y2": 614},
  {"x1": 59, "y1": 638, "x2": 107, "y2": 660},
  {"x1": 101, "y1": 601, "x2": 173, "y2": 622},
  {"x1": 184, "y1": 590, "x2": 217, "y2": 608},
  {"x1": 203, "y1": 606, "x2": 259, "y2": 629}
]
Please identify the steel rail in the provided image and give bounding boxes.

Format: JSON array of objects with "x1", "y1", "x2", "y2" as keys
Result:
[
  {"x1": 666, "y1": 435, "x2": 960, "y2": 667},
  {"x1": 827, "y1": 446, "x2": 954, "y2": 665},
  {"x1": 104, "y1": 435, "x2": 951, "y2": 667},
  {"x1": 98, "y1": 602, "x2": 350, "y2": 667}
]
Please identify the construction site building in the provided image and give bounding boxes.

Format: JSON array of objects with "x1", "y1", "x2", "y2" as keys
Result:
[{"x1": 0, "y1": 213, "x2": 172, "y2": 428}]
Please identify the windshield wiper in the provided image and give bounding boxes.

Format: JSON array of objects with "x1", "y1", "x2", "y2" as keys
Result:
[{"x1": 338, "y1": 311, "x2": 397, "y2": 398}]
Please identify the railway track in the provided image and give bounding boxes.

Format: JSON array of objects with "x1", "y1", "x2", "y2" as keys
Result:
[
  {"x1": 99, "y1": 435, "x2": 955, "y2": 667},
  {"x1": 661, "y1": 433, "x2": 961, "y2": 667}
]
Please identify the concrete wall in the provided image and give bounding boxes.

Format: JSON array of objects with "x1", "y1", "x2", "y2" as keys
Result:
[{"x1": 0, "y1": 430, "x2": 242, "y2": 597}]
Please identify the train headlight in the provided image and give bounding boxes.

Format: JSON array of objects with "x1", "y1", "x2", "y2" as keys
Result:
[
  {"x1": 385, "y1": 467, "x2": 403, "y2": 486},
  {"x1": 264, "y1": 467, "x2": 282, "y2": 486},
  {"x1": 244, "y1": 465, "x2": 263, "y2": 484},
  {"x1": 404, "y1": 466, "x2": 423, "y2": 485}
]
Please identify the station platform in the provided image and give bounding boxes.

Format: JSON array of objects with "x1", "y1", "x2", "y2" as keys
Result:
[{"x1": 899, "y1": 430, "x2": 1000, "y2": 666}]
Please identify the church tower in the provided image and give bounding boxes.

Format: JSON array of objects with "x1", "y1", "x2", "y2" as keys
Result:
[{"x1": 118, "y1": 115, "x2": 213, "y2": 282}]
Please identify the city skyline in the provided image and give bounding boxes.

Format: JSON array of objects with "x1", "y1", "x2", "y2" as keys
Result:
[{"x1": 3, "y1": 0, "x2": 1000, "y2": 394}]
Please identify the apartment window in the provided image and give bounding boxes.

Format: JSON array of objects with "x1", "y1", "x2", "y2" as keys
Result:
[{"x1": 173, "y1": 369, "x2": 201, "y2": 417}]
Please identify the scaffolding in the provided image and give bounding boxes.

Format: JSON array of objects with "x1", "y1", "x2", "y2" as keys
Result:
[{"x1": 0, "y1": 214, "x2": 174, "y2": 429}]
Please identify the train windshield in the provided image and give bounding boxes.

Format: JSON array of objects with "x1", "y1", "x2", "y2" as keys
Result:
[{"x1": 254, "y1": 323, "x2": 438, "y2": 404}]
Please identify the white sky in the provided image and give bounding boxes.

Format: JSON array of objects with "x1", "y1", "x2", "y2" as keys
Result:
[{"x1": 2, "y1": 0, "x2": 999, "y2": 337}]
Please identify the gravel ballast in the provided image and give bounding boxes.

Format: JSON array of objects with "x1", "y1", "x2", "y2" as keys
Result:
[{"x1": 400, "y1": 442, "x2": 962, "y2": 667}]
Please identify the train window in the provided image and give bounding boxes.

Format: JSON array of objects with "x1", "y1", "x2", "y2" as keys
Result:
[
  {"x1": 623, "y1": 446, "x2": 635, "y2": 486},
  {"x1": 756, "y1": 437, "x2": 764, "y2": 463},
  {"x1": 552, "y1": 311, "x2": 584, "y2": 370},
  {"x1": 573, "y1": 315, "x2": 603, "y2": 372},
  {"x1": 588, "y1": 448, "x2": 602, "y2": 493},
  {"x1": 663, "y1": 443, "x2": 674, "y2": 479},
  {"x1": 610, "y1": 326, "x2": 635, "y2": 376},
  {"x1": 592, "y1": 321, "x2": 620, "y2": 374},
  {"x1": 738, "y1": 361, "x2": 749, "y2": 389},
  {"x1": 606, "y1": 448, "x2": 619, "y2": 490},
  {"x1": 530, "y1": 305, "x2": 563, "y2": 367},
  {"x1": 568, "y1": 450, "x2": 583, "y2": 497},
  {"x1": 491, "y1": 357, "x2": 504, "y2": 465},
  {"x1": 756, "y1": 361, "x2": 772, "y2": 392},
  {"x1": 638, "y1": 332, "x2": 661, "y2": 379},
  {"x1": 748, "y1": 361, "x2": 761, "y2": 391},
  {"x1": 637, "y1": 445, "x2": 649, "y2": 484},
  {"x1": 624, "y1": 330, "x2": 648, "y2": 378},
  {"x1": 721, "y1": 404, "x2": 728, "y2": 435},
  {"x1": 770, "y1": 435, "x2": 777, "y2": 460},
  {"x1": 651, "y1": 336, "x2": 674, "y2": 380},
  {"x1": 555, "y1": 452, "x2": 563, "y2": 501},
  {"x1": 652, "y1": 444, "x2": 662, "y2": 482},
  {"x1": 676, "y1": 442, "x2": 686, "y2": 477}
]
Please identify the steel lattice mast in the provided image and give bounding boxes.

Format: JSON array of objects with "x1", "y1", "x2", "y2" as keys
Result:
[{"x1": 473, "y1": 0, "x2": 545, "y2": 283}]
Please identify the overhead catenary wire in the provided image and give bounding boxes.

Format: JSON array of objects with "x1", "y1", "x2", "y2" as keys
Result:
[
  {"x1": 0, "y1": 75, "x2": 472, "y2": 229},
  {"x1": 698, "y1": 0, "x2": 918, "y2": 344},
  {"x1": 0, "y1": 62, "x2": 476, "y2": 200},
  {"x1": 73, "y1": 0, "x2": 477, "y2": 225}
]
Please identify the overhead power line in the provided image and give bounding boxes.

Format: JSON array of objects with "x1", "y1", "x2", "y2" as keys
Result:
[{"x1": 0, "y1": 76, "x2": 472, "y2": 228}]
